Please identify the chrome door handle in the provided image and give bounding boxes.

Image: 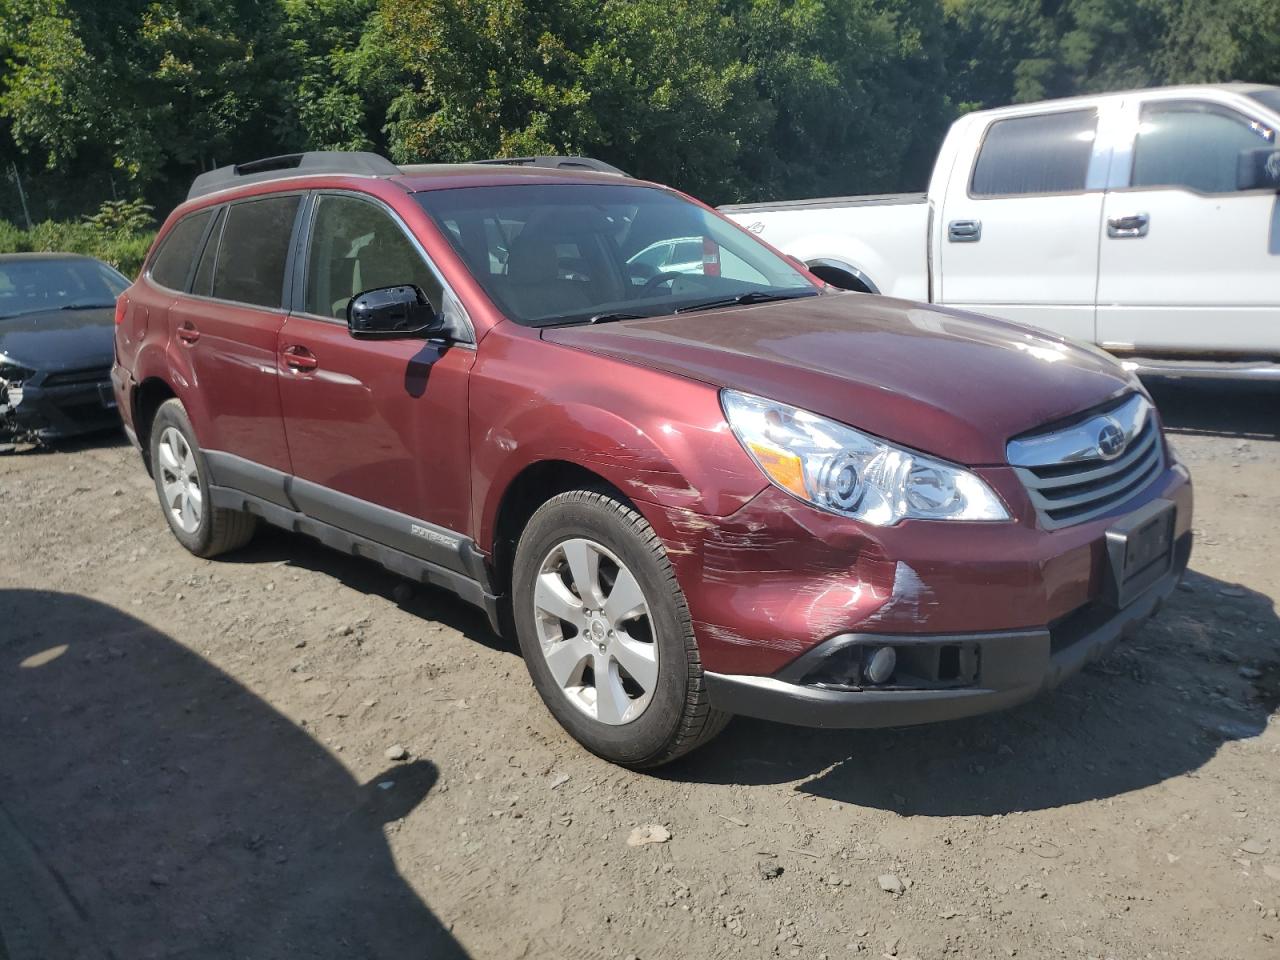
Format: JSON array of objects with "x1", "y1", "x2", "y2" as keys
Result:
[
  {"x1": 1107, "y1": 213, "x2": 1149, "y2": 238},
  {"x1": 948, "y1": 219, "x2": 981, "y2": 242}
]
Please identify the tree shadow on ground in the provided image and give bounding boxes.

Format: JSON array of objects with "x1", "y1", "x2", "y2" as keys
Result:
[
  {"x1": 0, "y1": 589, "x2": 468, "y2": 960},
  {"x1": 661, "y1": 569, "x2": 1279, "y2": 816},
  {"x1": 1145, "y1": 378, "x2": 1279, "y2": 441}
]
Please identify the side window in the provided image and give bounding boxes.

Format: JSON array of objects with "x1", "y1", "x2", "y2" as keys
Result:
[
  {"x1": 191, "y1": 206, "x2": 225, "y2": 297},
  {"x1": 212, "y1": 195, "x2": 301, "y2": 309},
  {"x1": 971, "y1": 109, "x2": 1098, "y2": 197},
  {"x1": 149, "y1": 209, "x2": 213, "y2": 291},
  {"x1": 1131, "y1": 101, "x2": 1276, "y2": 194},
  {"x1": 304, "y1": 195, "x2": 443, "y2": 319}
]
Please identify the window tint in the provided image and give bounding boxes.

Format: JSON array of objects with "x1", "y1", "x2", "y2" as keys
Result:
[
  {"x1": 1131, "y1": 102, "x2": 1276, "y2": 193},
  {"x1": 971, "y1": 109, "x2": 1097, "y2": 197},
  {"x1": 212, "y1": 196, "x2": 301, "y2": 309},
  {"x1": 304, "y1": 195, "x2": 443, "y2": 319},
  {"x1": 149, "y1": 210, "x2": 212, "y2": 290},
  {"x1": 191, "y1": 206, "x2": 225, "y2": 297}
]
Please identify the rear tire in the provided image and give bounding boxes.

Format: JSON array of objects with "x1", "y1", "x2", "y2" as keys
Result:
[
  {"x1": 149, "y1": 399, "x2": 256, "y2": 558},
  {"x1": 512, "y1": 489, "x2": 728, "y2": 767}
]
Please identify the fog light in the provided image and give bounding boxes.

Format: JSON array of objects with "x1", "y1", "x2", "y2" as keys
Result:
[{"x1": 864, "y1": 645, "x2": 896, "y2": 685}]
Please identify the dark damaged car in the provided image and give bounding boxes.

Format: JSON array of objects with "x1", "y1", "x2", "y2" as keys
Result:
[{"x1": 0, "y1": 253, "x2": 127, "y2": 440}]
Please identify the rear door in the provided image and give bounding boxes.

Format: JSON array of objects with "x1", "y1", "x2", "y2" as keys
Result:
[
  {"x1": 167, "y1": 193, "x2": 301, "y2": 477},
  {"x1": 938, "y1": 106, "x2": 1108, "y2": 343},
  {"x1": 277, "y1": 191, "x2": 476, "y2": 542},
  {"x1": 1096, "y1": 98, "x2": 1280, "y2": 356}
]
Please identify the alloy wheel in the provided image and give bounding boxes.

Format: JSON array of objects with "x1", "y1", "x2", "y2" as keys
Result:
[
  {"x1": 157, "y1": 426, "x2": 202, "y2": 534},
  {"x1": 532, "y1": 537, "x2": 658, "y2": 725}
]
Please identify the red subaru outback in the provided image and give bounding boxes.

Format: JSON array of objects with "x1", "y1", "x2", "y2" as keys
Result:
[{"x1": 112, "y1": 152, "x2": 1193, "y2": 766}]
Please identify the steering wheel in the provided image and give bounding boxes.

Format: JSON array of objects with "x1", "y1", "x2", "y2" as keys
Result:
[{"x1": 640, "y1": 271, "x2": 687, "y2": 294}]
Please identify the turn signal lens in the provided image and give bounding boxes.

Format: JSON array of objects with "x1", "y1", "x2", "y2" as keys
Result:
[{"x1": 114, "y1": 296, "x2": 128, "y2": 326}]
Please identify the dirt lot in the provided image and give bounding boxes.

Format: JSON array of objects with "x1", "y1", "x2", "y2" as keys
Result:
[{"x1": 1, "y1": 380, "x2": 1277, "y2": 960}]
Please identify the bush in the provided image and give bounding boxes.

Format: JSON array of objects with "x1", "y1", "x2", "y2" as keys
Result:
[{"x1": 0, "y1": 200, "x2": 156, "y2": 278}]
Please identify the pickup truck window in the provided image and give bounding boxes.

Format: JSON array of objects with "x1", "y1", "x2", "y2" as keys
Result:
[
  {"x1": 1131, "y1": 101, "x2": 1276, "y2": 194},
  {"x1": 416, "y1": 183, "x2": 813, "y2": 327},
  {"x1": 970, "y1": 109, "x2": 1097, "y2": 198}
]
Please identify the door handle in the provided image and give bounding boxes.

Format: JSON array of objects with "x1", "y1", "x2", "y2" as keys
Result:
[
  {"x1": 281, "y1": 344, "x2": 318, "y2": 373},
  {"x1": 948, "y1": 219, "x2": 981, "y2": 242},
  {"x1": 176, "y1": 322, "x2": 200, "y2": 345},
  {"x1": 1107, "y1": 213, "x2": 1149, "y2": 238}
]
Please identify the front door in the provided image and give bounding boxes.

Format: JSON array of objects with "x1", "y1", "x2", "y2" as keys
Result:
[
  {"x1": 277, "y1": 192, "x2": 475, "y2": 545},
  {"x1": 1096, "y1": 98, "x2": 1280, "y2": 356},
  {"x1": 939, "y1": 107, "x2": 1106, "y2": 343}
]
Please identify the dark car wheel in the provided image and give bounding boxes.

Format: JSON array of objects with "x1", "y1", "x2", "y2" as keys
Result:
[
  {"x1": 149, "y1": 398, "x2": 256, "y2": 558},
  {"x1": 512, "y1": 489, "x2": 729, "y2": 767}
]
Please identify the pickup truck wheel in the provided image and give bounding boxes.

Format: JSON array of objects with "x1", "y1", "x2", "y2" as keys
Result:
[
  {"x1": 513, "y1": 489, "x2": 729, "y2": 767},
  {"x1": 149, "y1": 399, "x2": 256, "y2": 558}
]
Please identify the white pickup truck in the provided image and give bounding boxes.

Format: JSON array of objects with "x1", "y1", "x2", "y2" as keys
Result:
[{"x1": 721, "y1": 83, "x2": 1280, "y2": 381}]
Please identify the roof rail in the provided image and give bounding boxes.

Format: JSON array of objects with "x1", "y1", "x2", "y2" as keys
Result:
[
  {"x1": 187, "y1": 151, "x2": 401, "y2": 200},
  {"x1": 472, "y1": 156, "x2": 628, "y2": 176}
]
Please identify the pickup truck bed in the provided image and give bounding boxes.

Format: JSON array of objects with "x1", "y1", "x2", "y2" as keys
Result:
[{"x1": 721, "y1": 194, "x2": 929, "y2": 300}]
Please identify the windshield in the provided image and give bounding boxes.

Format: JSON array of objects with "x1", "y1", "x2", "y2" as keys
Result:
[
  {"x1": 1248, "y1": 89, "x2": 1280, "y2": 115},
  {"x1": 0, "y1": 257, "x2": 129, "y2": 319},
  {"x1": 414, "y1": 183, "x2": 817, "y2": 326}
]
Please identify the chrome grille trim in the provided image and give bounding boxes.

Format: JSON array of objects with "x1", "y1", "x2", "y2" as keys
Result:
[{"x1": 1008, "y1": 394, "x2": 1165, "y2": 530}]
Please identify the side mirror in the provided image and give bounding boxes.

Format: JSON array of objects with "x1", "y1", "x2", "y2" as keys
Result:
[
  {"x1": 346, "y1": 285, "x2": 445, "y2": 339},
  {"x1": 1236, "y1": 148, "x2": 1280, "y2": 191}
]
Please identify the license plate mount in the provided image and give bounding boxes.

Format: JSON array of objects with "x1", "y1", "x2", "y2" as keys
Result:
[{"x1": 1103, "y1": 498, "x2": 1175, "y2": 608}]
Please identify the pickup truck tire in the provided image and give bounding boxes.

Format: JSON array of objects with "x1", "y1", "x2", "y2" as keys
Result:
[
  {"x1": 149, "y1": 399, "x2": 257, "y2": 558},
  {"x1": 512, "y1": 489, "x2": 729, "y2": 767}
]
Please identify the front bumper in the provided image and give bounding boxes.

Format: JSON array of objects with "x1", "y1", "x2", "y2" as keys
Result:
[
  {"x1": 6, "y1": 374, "x2": 120, "y2": 439},
  {"x1": 704, "y1": 530, "x2": 1191, "y2": 728}
]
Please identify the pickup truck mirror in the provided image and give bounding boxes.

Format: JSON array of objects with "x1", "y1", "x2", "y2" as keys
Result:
[
  {"x1": 346, "y1": 285, "x2": 445, "y2": 340},
  {"x1": 1236, "y1": 148, "x2": 1280, "y2": 191}
]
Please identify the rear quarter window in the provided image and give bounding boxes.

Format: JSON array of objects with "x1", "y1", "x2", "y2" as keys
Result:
[
  {"x1": 149, "y1": 210, "x2": 213, "y2": 291},
  {"x1": 970, "y1": 109, "x2": 1098, "y2": 197}
]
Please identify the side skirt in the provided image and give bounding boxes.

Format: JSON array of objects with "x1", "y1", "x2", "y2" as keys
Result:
[{"x1": 204, "y1": 452, "x2": 501, "y2": 633}]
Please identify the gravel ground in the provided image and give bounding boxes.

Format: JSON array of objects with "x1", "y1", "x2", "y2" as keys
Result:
[{"x1": 1, "y1": 380, "x2": 1277, "y2": 960}]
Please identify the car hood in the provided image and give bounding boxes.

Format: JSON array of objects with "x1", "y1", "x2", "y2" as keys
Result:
[
  {"x1": 0, "y1": 307, "x2": 116, "y2": 374},
  {"x1": 541, "y1": 293, "x2": 1134, "y2": 465}
]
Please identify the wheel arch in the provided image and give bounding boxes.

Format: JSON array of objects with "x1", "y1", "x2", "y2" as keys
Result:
[{"x1": 132, "y1": 376, "x2": 179, "y2": 471}]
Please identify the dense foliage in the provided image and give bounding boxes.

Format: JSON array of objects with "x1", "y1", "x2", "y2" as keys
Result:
[{"x1": 0, "y1": 0, "x2": 1277, "y2": 234}]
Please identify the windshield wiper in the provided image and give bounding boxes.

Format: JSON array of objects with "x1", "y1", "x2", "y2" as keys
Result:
[
  {"x1": 58, "y1": 301, "x2": 116, "y2": 311},
  {"x1": 586, "y1": 312, "x2": 645, "y2": 324},
  {"x1": 676, "y1": 290, "x2": 814, "y2": 314}
]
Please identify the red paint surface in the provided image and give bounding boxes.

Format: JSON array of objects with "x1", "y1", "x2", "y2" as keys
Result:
[{"x1": 116, "y1": 165, "x2": 1194, "y2": 682}]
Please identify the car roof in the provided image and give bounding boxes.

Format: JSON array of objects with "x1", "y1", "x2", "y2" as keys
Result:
[
  {"x1": 393, "y1": 162, "x2": 640, "y2": 193},
  {"x1": 970, "y1": 82, "x2": 1280, "y2": 119}
]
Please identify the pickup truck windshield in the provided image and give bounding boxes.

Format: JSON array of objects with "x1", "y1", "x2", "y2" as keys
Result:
[{"x1": 415, "y1": 183, "x2": 816, "y2": 326}]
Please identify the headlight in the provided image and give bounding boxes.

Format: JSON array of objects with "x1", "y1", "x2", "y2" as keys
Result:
[{"x1": 721, "y1": 390, "x2": 1009, "y2": 526}]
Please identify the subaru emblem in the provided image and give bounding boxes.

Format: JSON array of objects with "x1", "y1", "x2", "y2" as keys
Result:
[{"x1": 1095, "y1": 419, "x2": 1126, "y2": 460}]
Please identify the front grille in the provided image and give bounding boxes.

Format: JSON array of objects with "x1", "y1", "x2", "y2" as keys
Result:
[
  {"x1": 1008, "y1": 393, "x2": 1165, "y2": 529},
  {"x1": 43, "y1": 366, "x2": 111, "y2": 387}
]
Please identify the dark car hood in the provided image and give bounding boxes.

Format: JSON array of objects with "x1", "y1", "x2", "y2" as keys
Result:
[
  {"x1": 542, "y1": 293, "x2": 1133, "y2": 465},
  {"x1": 0, "y1": 307, "x2": 115, "y2": 374}
]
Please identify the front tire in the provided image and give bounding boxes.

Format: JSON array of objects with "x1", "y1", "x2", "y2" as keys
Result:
[
  {"x1": 512, "y1": 489, "x2": 728, "y2": 767},
  {"x1": 149, "y1": 398, "x2": 256, "y2": 558}
]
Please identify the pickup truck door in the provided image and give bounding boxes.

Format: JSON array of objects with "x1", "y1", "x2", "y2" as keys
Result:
[
  {"x1": 277, "y1": 192, "x2": 476, "y2": 546},
  {"x1": 1096, "y1": 98, "x2": 1280, "y2": 357},
  {"x1": 937, "y1": 107, "x2": 1108, "y2": 343}
]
